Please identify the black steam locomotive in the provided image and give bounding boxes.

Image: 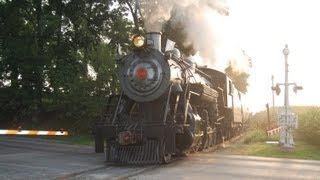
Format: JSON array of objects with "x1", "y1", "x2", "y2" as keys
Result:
[{"x1": 92, "y1": 32, "x2": 248, "y2": 164}]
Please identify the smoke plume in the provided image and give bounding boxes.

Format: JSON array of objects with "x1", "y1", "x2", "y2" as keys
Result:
[{"x1": 138, "y1": 0, "x2": 251, "y2": 72}]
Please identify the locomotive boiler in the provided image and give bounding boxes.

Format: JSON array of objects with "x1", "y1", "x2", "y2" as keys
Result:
[{"x1": 92, "y1": 32, "x2": 247, "y2": 164}]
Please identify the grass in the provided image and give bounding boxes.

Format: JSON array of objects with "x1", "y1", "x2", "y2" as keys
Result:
[
  {"x1": 224, "y1": 131, "x2": 320, "y2": 160},
  {"x1": 232, "y1": 106, "x2": 320, "y2": 160}
]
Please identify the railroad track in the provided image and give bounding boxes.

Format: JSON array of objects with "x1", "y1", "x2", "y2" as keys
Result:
[
  {"x1": 56, "y1": 164, "x2": 158, "y2": 180},
  {"x1": 60, "y1": 134, "x2": 244, "y2": 179},
  {"x1": 0, "y1": 134, "x2": 243, "y2": 179}
]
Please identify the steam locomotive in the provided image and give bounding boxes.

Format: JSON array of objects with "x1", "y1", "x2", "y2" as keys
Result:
[{"x1": 92, "y1": 32, "x2": 248, "y2": 164}]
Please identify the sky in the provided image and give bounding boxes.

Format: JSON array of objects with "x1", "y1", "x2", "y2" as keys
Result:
[
  {"x1": 135, "y1": 0, "x2": 320, "y2": 113},
  {"x1": 223, "y1": 0, "x2": 320, "y2": 112}
]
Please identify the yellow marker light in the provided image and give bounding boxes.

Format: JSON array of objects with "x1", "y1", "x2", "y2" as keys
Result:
[{"x1": 131, "y1": 34, "x2": 145, "y2": 48}]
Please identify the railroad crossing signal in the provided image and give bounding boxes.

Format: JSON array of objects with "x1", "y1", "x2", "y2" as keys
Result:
[
  {"x1": 272, "y1": 84, "x2": 302, "y2": 95},
  {"x1": 293, "y1": 85, "x2": 303, "y2": 94},
  {"x1": 271, "y1": 45, "x2": 302, "y2": 149},
  {"x1": 271, "y1": 84, "x2": 281, "y2": 95}
]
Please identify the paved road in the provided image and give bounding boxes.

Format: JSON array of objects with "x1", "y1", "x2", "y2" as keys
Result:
[
  {"x1": 129, "y1": 153, "x2": 320, "y2": 180},
  {"x1": 0, "y1": 136, "x2": 154, "y2": 180},
  {"x1": 1, "y1": 136, "x2": 319, "y2": 180}
]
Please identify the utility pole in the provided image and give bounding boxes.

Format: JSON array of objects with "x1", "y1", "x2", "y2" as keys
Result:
[{"x1": 271, "y1": 75, "x2": 275, "y2": 109}]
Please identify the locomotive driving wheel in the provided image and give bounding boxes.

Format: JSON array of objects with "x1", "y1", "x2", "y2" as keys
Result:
[
  {"x1": 161, "y1": 140, "x2": 172, "y2": 164},
  {"x1": 200, "y1": 109, "x2": 210, "y2": 150}
]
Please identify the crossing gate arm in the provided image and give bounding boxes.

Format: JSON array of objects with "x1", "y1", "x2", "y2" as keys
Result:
[
  {"x1": 266, "y1": 126, "x2": 286, "y2": 136},
  {"x1": 0, "y1": 129, "x2": 69, "y2": 136}
]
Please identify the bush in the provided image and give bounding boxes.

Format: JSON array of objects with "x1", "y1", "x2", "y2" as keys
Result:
[
  {"x1": 243, "y1": 129, "x2": 267, "y2": 144},
  {"x1": 245, "y1": 106, "x2": 320, "y2": 147},
  {"x1": 296, "y1": 107, "x2": 320, "y2": 146},
  {"x1": 248, "y1": 108, "x2": 278, "y2": 131}
]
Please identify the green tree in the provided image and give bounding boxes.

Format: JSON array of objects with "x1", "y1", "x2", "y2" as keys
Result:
[
  {"x1": 0, "y1": 0, "x2": 133, "y2": 130},
  {"x1": 0, "y1": 0, "x2": 47, "y2": 123},
  {"x1": 225, "y1": 63, "x2": 250, "y2": 94}
]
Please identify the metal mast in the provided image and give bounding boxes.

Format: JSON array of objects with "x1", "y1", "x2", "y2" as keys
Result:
[
  {"x1": 270, "y1": 45, "x2": 302, "y2": 150},
  {"x1": 282, "y1": 45, "x2": 291, "y2": 148}
]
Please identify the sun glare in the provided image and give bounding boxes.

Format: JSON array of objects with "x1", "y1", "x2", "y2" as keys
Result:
[{"x1": 226, "y1": 0, "x2": 320, "y2": 112}]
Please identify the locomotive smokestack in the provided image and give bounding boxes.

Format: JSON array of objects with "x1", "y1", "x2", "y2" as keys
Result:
[{"x1": 146, "y1": 32, "x2": 161, "y2": 52}]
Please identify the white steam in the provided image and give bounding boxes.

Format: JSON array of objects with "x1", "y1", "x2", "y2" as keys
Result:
[
  {"x1": 227, "y1": 50, "x2": 253, "y2": 73},
  {"x1": 139, "y1": 0, "x2": 175, "y2": 32},
  {"x1": 139, "y1": 0, "x2": 250, "y2": 72}
]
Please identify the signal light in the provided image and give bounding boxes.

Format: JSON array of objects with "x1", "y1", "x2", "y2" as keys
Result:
[
  {"x1": 293, "y1": 85, "x2": 303, "y2": 94},
  {"x1": 271, "y1": 85, "x2": 281, "y2": 95}
]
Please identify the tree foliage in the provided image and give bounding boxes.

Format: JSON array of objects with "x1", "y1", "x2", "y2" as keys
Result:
[
  {"x1": 224, "y1": 63, "x2": 250, "y2": 94},
  {"x1": 0, "y1": 0, "x2": 250, "y2": 132},
  {"x1": 0, "y1": 0, "x2": 133, "y2": 131}
]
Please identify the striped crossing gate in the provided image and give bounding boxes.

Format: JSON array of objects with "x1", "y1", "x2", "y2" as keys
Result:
[
  {"x1": 0, "y1": 129, "x2": 69, "y2": 136},
  {"x1": 266, "y1": 126, "x2": 285, "y2": 136}
]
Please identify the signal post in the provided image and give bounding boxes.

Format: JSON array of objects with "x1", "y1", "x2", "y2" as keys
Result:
[{"x1": 271, "y1": 45, "x2": 302, "y2": 149}]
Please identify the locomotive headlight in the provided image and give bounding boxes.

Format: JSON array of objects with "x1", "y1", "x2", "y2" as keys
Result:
[{"x1": 131, "y1": 34, "x2": 145, "y2": 48}]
